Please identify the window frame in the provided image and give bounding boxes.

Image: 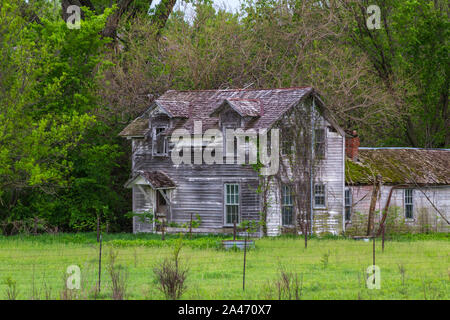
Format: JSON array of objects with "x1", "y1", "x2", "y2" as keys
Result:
[
  {"x1": 281, "y1": 184, "x2": 294, "y2": 226},
  {"x1": 280, "y1": 128, "x2": 294, "y2": 156},
  {"x1": 404, "y1": 189, "x2": 414, "y2": 219},
  {"x1": 314, "y1": 127, "x2": 326, "y2": 159},
  {"x1": 152, "y1": 125, "x2": 168, "y2": 157},
  {"x1": 224, "y1": 183, "x2": 241, "y2": 226},
  {"x1": 313, "y1": 183, "x2": 327, "y2": 209},
  {"x1": 344, "y1": 187, "x2": 352, "y2": 221}
]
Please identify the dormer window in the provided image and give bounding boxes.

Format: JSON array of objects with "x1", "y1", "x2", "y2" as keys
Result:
[{"x1": 152, "y1": 126, "x2": 168, "y2": 156}]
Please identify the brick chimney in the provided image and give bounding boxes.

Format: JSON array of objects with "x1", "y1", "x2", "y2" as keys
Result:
[{"x1": 345, "y1": 130, "x2": 360, "y2": 160}]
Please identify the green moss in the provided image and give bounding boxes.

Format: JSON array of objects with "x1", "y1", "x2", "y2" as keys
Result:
[
  {"x1": 345, "y1": 150, "x2": 427, "y2": 184},
  {"x1": 345, "y1": 159, "x2": 373, "y2": 184}
]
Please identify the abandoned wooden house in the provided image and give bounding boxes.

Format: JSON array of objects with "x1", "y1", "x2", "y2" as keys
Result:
[
  {"x1": 344, "y1": 133, "x2": 450, "y2": 233},
  {"x1": 119, "y1": 87, "x2": 347, "y2": 236}
]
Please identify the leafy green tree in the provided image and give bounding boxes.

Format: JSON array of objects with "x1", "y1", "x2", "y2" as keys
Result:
[
  {"x1": 0, "y1": 2, "x2": 127, "y2": 232},
  {"x1": 344, "y1": 0, "x2": 449, "y2": 147}
]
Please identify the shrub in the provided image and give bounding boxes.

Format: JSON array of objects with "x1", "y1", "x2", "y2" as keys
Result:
[
  {"x1": 153, "y1": 237, "x2": 188, "y2": 300},
  {"x1": 265, "y1": 266, "x2": 303, "y2": 300},
  {"x1": 3, "y1": 276, "x2": 19, "y2": 300},
  {"x1": 108, "y1": 249, "x2": 128, "y2": 300}
]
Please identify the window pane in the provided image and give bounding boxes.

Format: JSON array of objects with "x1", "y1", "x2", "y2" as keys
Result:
[
  {"x1": 345, "y1": 189, "x2": 352, "y2": 221},
  {"x1": 405, "y1": 189, "x2": 413, "y2": 218},
  {"x1": 405, "y1": 205, "x2": 413, "y2": 219},
  {"x1": 154, "y1": 127, "x2": 167, "y2": 155},
  {"x1": 345, "y1": 189, "x2": 350, "y2": 205},
  {"x1": 225, "y1": 184, "x2": 239, "y2": 224},
  {"x1": 314, "y1": 128, "x2": 325, "y2": 157},
  {"x1": 281, "y1": 184, "x2": 293, "y2": 226},
  {"x1": 314, "y1": 184, "x2": 325, "y2": 206},
  {"x1": 345, "y1": 207, "x2": 351, "y2": 221},
  {"x1": 282, "y1": 206, "x2": 293, "y2": 226}
]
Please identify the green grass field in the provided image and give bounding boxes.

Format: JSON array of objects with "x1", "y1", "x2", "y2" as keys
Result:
[{"x1": 0, "y1": 233, "x2": 448, "y2": 300}]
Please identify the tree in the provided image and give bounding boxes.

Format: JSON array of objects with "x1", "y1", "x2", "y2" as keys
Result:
[
  {"x1": 340, "y1": 0, "x2": 449, "y2": 147},
  {"x1": 0, "y1": 1, "x2": 121, "y2": 231}
]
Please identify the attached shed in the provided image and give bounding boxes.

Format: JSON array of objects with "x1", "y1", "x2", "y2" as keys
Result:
[{"x1": 345, "y1": 136, "x2": 450, "y2": 233}]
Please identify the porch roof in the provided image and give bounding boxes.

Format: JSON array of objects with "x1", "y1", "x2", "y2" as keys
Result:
[{"x1": 125, "y1": 170, "x2": 176, "y2": 189}]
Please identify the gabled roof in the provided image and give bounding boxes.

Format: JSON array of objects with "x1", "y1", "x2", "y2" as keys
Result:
[
  {"x1": 120, "y1": 87, "x2": 346, "y2": 137},
  {"x1": 160, "y1": 87, "x2": 315, "y2": 133},
  {"x1": 125, "y1": 170, "x2": 176, "y2": 189},
  {"x1": 346, "y1": 148, "x2": 450, "y2": 185},
  {"x1": 154, "y1": 100, "x2": 190, "y2": 118},
  {"x1": 210, "y1": 98, "x2": 261, "y2": 117}
]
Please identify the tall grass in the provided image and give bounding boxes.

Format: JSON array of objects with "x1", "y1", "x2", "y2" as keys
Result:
[{"x1": 0, "y1": 233, "x2": 448, "y2": 300}]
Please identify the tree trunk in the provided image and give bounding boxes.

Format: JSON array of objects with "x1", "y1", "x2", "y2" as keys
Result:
[{"x1": 367, "y1": 175, "x2": 382, "y2": 236}]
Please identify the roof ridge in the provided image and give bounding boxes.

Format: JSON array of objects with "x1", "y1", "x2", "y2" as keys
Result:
[{"x1": 166, "y1": 86, "x2": 313, "y2": 93}]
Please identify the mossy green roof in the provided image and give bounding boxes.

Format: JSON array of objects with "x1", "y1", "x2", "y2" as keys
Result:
[
  {"x1": 346, "y1": 148, "x2": 450, "y2": 185},
  {"x1": 118, "y1": 117, "x2": 149, "y2": 137}
]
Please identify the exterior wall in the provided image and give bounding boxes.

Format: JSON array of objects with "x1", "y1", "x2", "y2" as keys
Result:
[
  {"x1": 313, "y1": 126, "x2": 345, "y2": 234},
  {"x1": 132, "y1": 184, "x2": 155, "y2": 233},
  {"x1": 264, "y1": 124, "x2": 345, "y2": 236},
  {"x1": 130, "y1": 110, "x2": 345, "y2": 236},
  {"x1": 348, "y1": 185, "x2": 450, "y2": 233},
  {"x1": 266, "y1": 179, "x2": 281, "y2": 236},
  {"x1": 132, "y1": 137, "x2": 260, "y2": 232}
]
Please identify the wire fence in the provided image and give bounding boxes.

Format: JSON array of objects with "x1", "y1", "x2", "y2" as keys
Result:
[{"x1": 0, "y1": 235, "x2": 448, "y2": 300}]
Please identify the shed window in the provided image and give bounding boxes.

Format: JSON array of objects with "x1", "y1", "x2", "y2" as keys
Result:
[
  {"x1": 153, "y1": 126, "x2": 167, "y2": 156},
  {"x1": 345, "y1": 188, "x2": 352, "y2": 221},
  {"x1": 314, "y1": 183, "x2": 326, "y2": 208},
  {"x1": 404, "y1": 189, "x2": 413, "y2": 219},
  {"x1": 281, "y1": 184, "x2": 294, "y2": 226},
  {"x1": 314, "y1": 128, "x2": 325, "y2": 158},
  {"x1": 225, "y1": 184, "x2": 240, "y2": 225}
]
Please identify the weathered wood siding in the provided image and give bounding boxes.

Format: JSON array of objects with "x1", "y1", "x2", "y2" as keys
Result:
[
  {"x1": 132, "y1": 137, "x2": 261, "y2": 232},
  {"x1": 264, "y1": 123, "x2": 345, "y2": 236},
  {"x1": 266, "y1": 179, "x2": 281, "y2": 236},
  {"x1": 313, "y1": 126, "x2": 345, "y2": 234},
  {"x1": 348, "y1": 185, "x2": 450, "y2": 233},
  {"x1": 132, "y1": 185, "x2": 155, "y2": 233},
  {"x1": 130, "y1": 105, "x2": 345, "y2": 236}
]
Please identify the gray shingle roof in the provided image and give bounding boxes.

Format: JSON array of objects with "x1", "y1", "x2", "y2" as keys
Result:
[
  {"x1": 120, "y1": 87, "x2": 316, "y2": 136},
  {"x1": 125, "y1": 170, "x2": 176, "y2": 189}
]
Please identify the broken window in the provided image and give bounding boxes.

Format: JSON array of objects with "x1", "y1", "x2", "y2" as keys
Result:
[
  {"x1": 314, "y1": 128, "x2": 325, "y2": 158},
  {"x1": 314, "y1": 183, "x2": 326, "y2": 208},
  {"x1": 345, "y1": 188, "x2": 352, "y2": 221},
  {"x1": 404, "y1": 189, "x2": 413, "y2": 219},
  {"x1": 281, "y1": 184, "x2": 293, "y2": 226},
  {"x1": 225, "y1": 183, "x2": 240, "y2": 225},
  {"x1": 153, "y1": 126, "x2": 167, "y2": 156}
]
